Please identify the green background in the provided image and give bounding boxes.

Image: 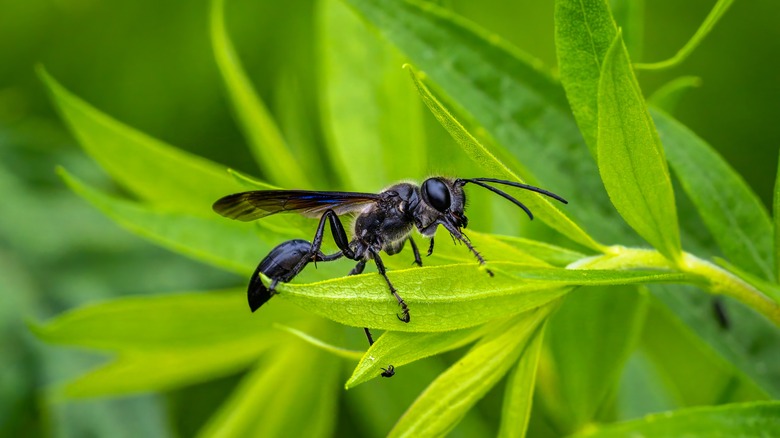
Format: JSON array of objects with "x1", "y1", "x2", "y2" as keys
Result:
[{"x1": 1, "y1": 0, "x2": 778, "y2": 436}]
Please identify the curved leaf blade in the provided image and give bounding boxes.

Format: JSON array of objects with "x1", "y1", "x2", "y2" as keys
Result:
[
  {"x1": 388, "y1": 306, "x2": 553, "y2": 437},
  {"x1": 31, "y1": 289, "x2": 300, "y2": 350},
  {"x1": 597, "y1": 33, "x2": 681, "y2": 263},
  {"x1": 649, "y1": 76, "x2": 701, "y2": 114},
  {"x1": 554, "y1": 0, "x2": 617, "y2": 154},
  {"x1": 62, "y1": 340, "x2": 273, "y2": 398},
  {"x1": 210, "y1": 0, "x2": 311, "y2": 188},
  {"x1": 346, "y1": 324, "x2": 487, "y2": 388},
  {"x1": 634, "y1": 0, "x2": 736, "y2": 70},
  {"x1": 497, "y1": 322, "x2": 546, "y2": 438},
  {"x1": 277, "y1": 262, "x2": 686, "y2": 332},
  {"x1": 654, "y1": 110, "x2": 773, "y2": 280},
  {"x1": 197, "y1": 344, "x2": 339, "y2": 438},
  {"x1": 577, "y1": 401, "x2": 780, "y2": 437},
  {"x1": 58, "y1": 168, "x2": 283, "y2": 275},
  {"x1": 39, "y1": 67, "x2": 241, "y2": 214},
  {"x1": 407, "y1": 66, "x2": 603, "y2": 252}
]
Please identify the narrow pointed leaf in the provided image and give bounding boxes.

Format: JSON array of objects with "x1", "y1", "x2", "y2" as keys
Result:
[
  {"x1": 274, "y1": 324, "x2": 363, "y2": 361},
  {"x1": 346, "y1": 324, "x2": 487, "y2": 388},
  {"x1": 198, "y1": 344, "x2": 339, "y2": 438},
  {"x1": 554, "y1": 0, "x2": 617, "y2": 154},
  {"x1": 609, "y1": 0, "x2": 644, "y2": 58},
  {"x1": 407, "y1": 66, "x2": 603, "y2": 252},
  {"x1": 654, "y1": 110, "x2": 773, "y2": 280},
  {"x1": 319, "y1": 0, "x2": 426, "y2": 190},
  {"x1": 62, "y1": 340, "x2": 274, "y2": 398},
  {"x1": 388, "y1": 306, "x2": 552, "y2": 437},
  {"x1": 597, "y1": 33, "x2": 681, "y2": 263},
  {"x1": 493, "y1": 235, "x2": 587, "y2": 267},
  {"x1": 39, "y1": 67, "x2": 241, "y2": 214},
  {"x1": 58, "y1": 168, "x2": 288, "y2": 275},
  {"x1": 649, "y1": 76, "x2": 701, "y2": 114},
  {"x1": 497, "y1": 322, "x2": 546, "y2": 438},
  {"x1": 210, "y1": 0, "x2": 310, "y2": 188},
  {"x1": 634, "y1": 0, "x2": 736, "y2": 70},
  {"x1": 32, "y1": 290, "x2": 302, "y2": 350},
  {"x1": 542, "y1": 287, "x2": 648, "y2": 432},
  {"x1": 277, "y1": 263, "x2": 685, "y2": 332},
  {"x1": 577, "y1": 401, "x2": 780, "y2": 437}
]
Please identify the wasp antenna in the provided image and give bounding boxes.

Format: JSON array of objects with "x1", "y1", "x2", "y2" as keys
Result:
[
  {"x1": 470, "y1": 177, "x2": 568, "y2": 204},
  {"x1": 463, "y1": 179, "x2": 534, "y2": 220}
]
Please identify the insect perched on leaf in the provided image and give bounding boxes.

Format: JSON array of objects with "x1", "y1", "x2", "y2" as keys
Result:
[{"x1": 213, "y1": 177, "x2": 566, "y2": 377}]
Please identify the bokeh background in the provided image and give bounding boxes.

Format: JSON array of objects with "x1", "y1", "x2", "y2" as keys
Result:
[{"x1": 1, "y1": 0, "x2": 778, "y2": 436}]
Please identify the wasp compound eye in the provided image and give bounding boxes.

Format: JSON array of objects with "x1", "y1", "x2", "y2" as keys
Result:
[{"x1": 422, "y1": 178, "x2": 451, "y2": 212}]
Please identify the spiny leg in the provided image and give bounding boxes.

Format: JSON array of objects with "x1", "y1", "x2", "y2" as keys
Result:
[
  {"x1": 370, "y1": 248, "x2": 410, "y2": 323},
  {"x1": 408, "y1": 237, "x2": 422, "y2": 267},
  {"x1": 427, "y1": 237, "x2": 435, "y2": 257}
]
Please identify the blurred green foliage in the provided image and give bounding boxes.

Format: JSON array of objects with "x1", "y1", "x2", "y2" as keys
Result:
[{"x1": 2, "y1": 0, "x2": 779, "y2": 437}]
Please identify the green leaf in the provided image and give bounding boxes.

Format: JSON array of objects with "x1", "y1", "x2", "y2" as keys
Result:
[
  {"x1": 609, "y1": 0, "x2": 644, "y2": 59},
  {"x1": 554, "y1": 0, "x2": 618, "y2": 154},
  {"x1": 210, "y1": 0, "x2": 311, "y2": 189},
  {"x1": 31, "y1": 289, "x2": 296, "y2": 350},
  {"x1": 406, "y1": 65, "x2": 603, "y2": 253},
  {"x1": 653, "y1": 110, "x2": 774, "y2": 280},
  {"x1": 493, "y1": 235, "x2": 587, "y2": 267},
  {"x1": 388, "y1": 306, "x2": 553, "y2": 437},
  {"x1": 346, "y1": 324, "x2": 487, "y2": 388},
  {"x1": 497, "y1": 322, "x2": 546, "y2": 438},
  {"x1": 62, "y1": 340, "x2": 273, "y2": 398},
  {"x1": 319, "y1": 0, "x2": 426, "y2": 191},
  {"x1": 597, "y1": 33, "x2": 682, "y2": 263},
  {"x1": 634, "y1": 0, "x2": 736, "y2": 70},
  {"x1": 274, "y1": 324, "x2": 363, "y2": 361},
  {"x1": 540, "y1": 287, "x2": 648, "y2": 432},
  {"x1": 577, "y1": 401, "x2": 780, "y2": 437},
  {"x1": 641, "y1": 292, "x2": 771, "y2": 404},
  {"x1": 58, "y1": 168, "x2": 293, "y2": 275},
  {"x1": 32, "y1": 290, "x2": 310, "y2": 397},
  {"x1": 197, "y1": 343, "x2": 339, "y2": 438},
  {"x1": 277, "y1": 262, "x2": 686, "y2": 332},
  {"x1": 38, "y1": 67, "x2": 242, "y2": 215},
  {"x1": 649, "y1": 76, "x2": 701, "y2": 114}
]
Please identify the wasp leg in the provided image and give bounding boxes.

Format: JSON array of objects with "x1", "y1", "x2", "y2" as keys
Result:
[
  {"x1": 350, "y1": 259, "x2": 367, "y2": 276},
  {"x1": 408, "y1": 237, "x2": 422, "y2": 267},
  {"x1": 370, "y1": 248, "x2": 410, "y2": 323},
  {"x1": 351, "y1": 263, "x2": 394, "y2": 378},
  {"x1": 427, "y1": 237, "x2": 435, "y2": 257},
  {"x1": 440, "y1": 221, "x2": 494, "y2": 277}
]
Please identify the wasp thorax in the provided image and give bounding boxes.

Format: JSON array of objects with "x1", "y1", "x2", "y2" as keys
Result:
[{"x1": 422, "y1": 178, "x2": 451, "y2": 212}]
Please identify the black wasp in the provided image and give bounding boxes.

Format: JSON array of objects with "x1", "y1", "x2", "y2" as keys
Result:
[{"x1": 213, "y1": 177, "x2": 566, "y2": 377}]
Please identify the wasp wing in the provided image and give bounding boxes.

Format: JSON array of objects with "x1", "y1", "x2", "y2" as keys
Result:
[{"x1": 212, "y1": 190, "x2": 382, "y2": 221}]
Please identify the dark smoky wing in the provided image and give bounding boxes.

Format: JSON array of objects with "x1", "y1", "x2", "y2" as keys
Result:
[{"x1": 212, "y1": 190, "x2": 381, "y2": 221}]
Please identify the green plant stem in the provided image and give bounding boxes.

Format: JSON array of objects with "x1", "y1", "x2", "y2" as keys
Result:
[{"x1": 569, "y1": 247, "x2": 780, "y2": 327}]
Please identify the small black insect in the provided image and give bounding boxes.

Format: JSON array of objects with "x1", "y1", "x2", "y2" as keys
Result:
[{"x1": 213, "y1": 177, "x2": 566, "y2": 376}]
